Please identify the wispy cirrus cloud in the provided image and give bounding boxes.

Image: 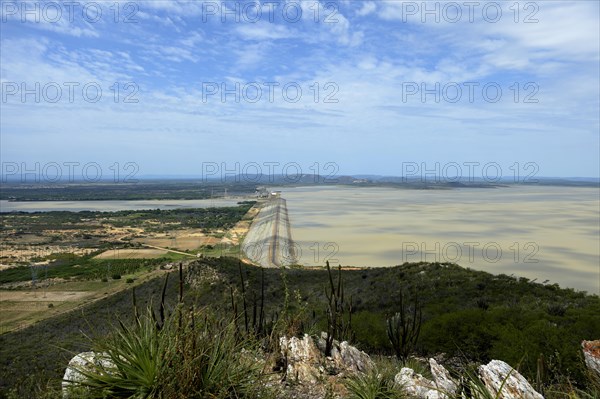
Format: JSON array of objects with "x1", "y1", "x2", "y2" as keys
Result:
[{"x1": 0, "y1": 0, "x2": 598, "y2": 177}]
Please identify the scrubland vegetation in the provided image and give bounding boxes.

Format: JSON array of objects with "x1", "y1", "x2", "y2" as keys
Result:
[
  {"x1": 1, "y1": 203, "x2": 255, "y2": 239},
  {"x1": 1, "y1": 257, "x2": 598, "y2": 398},
  {"x1": 1, "y1": 181, "x2": 258, "y2": 201},
  {"x1": 0, "y1": 203, "x2": 255, "y2": 273}
]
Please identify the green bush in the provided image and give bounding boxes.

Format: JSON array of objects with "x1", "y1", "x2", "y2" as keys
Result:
[
  {"x1": 352, "y1": 311, "x2": 389, "y2": 352},
  {"x1": 111, "y1": 274, "x2": 121, "y2": 280},
  {"x1": 126, "y1": 278, "x2": 134, "y2": 284}
]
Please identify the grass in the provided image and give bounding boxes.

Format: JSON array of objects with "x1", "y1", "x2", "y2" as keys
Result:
[
  {"x1": 0, "y1": 263, "x2": 170, "y2": 333},
  {"x1": 199, "y1": 243, "x2": 243, "y2": 258},
  {"x1": 0, "y1": 271, "x2": 182, "y2": 397},
  {"x1": 0, "y1": 256, "x2": 164, "y2": 284}
]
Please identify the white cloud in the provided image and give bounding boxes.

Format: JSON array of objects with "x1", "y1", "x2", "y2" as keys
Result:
[
  {"x1": 328, "y1": 11, "x2": 364, "y2": 46},
  {"x1": 235, "y1": 23, "x2": 293, "y2": 41},
  {"x1": 375, "y1": 1, "x2": 599, "y2": 71},
  {"x1": 180, "y1": 31, "x2": 204, "y2": 47},
  {"x1": 2, "y1": 1, "x2": 99, "y2": 38},
  {"x1": 150, "y1": 46, "x2": 199, "y2": 63},
  {"x1": 139, "y1": 1, "x2": 202, "y2": 17},
  {"x1": 356, "y1": 2, "x2": 377, "y2": 17},
  {"x1": 483, "y1": 2, "x2": 600, "y2": 61},
  {"x1": 232, "y1": 42, "x2": 273, "y2": 69}
]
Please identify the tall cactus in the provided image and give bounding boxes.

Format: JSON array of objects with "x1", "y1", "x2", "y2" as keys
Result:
[
  {"x1": 387, "y1": 289, "x2": 422, "y2": 361},
  {"x1": 324, "y1": 261, "x2": 354, "y2": 356}
]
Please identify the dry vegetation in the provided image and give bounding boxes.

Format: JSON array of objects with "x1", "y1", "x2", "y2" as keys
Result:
[{"x1": 0, "y1": 202, "x2": 258, "y2": 333}]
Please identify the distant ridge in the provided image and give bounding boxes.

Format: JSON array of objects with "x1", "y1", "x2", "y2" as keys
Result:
[{"x1": 2, "y1": 174, "x2": 599, "y2": 187}]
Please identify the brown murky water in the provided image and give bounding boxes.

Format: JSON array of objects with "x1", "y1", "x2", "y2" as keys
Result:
[{"x1": 279, "y1": 185, "x2": 600, "y2": 294}]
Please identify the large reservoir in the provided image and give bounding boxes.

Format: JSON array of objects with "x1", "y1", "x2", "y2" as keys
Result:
[{"x1": 279, "y1": 185, "x2": 600, "y2": 294}]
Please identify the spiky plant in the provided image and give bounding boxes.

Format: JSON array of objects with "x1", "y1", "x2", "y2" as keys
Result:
[
  {"x1": 65, "y1": 265, "x2": 265, "y2": 399},
  {"x1": 344, "y1": 369, "x2": 404, "y2": 399},
  {"x1": 65, "y1": 305, "x2": 171, "y2": 398}
]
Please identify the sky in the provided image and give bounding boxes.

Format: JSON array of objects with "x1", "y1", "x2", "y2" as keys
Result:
[{"x1": 1, "y1": 0, "x2": 599, "y2": 180}]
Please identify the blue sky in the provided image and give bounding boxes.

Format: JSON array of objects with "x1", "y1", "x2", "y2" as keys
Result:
[{"x1": 1, "y1": 0, "x2": 599, "y2": 178}]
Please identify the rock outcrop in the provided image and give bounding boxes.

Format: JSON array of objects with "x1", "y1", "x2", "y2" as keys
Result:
[
  {"x1": 478, "y1": 359, "x2": 544, "y2": 399},
  {"x1": 429, "y1": 358, "x2": 458, "y2": 394},
  {"x1": 279, "y1": 333, "x2": 373, "y2": 384},
  {"x1": 62, "y1": 351, "x2": 114, "y2": 398},
  {"x1": 394, "y1": 359, "x2": 457, "y2": 399},
  {"x1": 582, "y1": 340, "x2": 600, "y2": 378},
  {"x1": 279, "y1": 334, "x2": 324, "y2": 384},
  {"x1": 62, "y1": 338, "x2": 551, "y2": 399},
  {"x1": 395, "y1": 367, "x2": 444, "y2": 399},
  {"x1": 316, "y1": 332, "x2": 373, "y2": 374}
]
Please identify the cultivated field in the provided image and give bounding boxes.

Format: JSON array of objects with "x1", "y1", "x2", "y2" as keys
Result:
[
  {"x1": 94, "y1": 248, "x2": 170, "y2": 259},
  {"x1": 0, "y1": 202, "x2": 258, "y2": 333},
  {"x1": 0, "y1": 269, "x2": 167, "y2": 334}
]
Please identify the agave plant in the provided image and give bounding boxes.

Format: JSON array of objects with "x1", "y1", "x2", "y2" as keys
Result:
[
  {"x1": 66, "y1": 305, "x2": 264, "y2": 399},
  {"x1": 344, "y1": 369, "x2": 405, "y2": 399},
  {"x1": 65, "y1": 306, "x2": 171, "y2": 398}
]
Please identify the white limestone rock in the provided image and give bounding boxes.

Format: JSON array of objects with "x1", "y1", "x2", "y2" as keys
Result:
[
  {"x1": 279, "y1": 334, "x2": 323, "y2": 384},
  {"x1": 62, "y1": 351, "x2": 114, "y2": 399},
  {"x1": 429, "y1": 358, "x2": 458, "y2": 395},
  {"x1": 478, "y1": 359, "x2": 544, "y2": 399},
  {"x1": 582, "y1": 340, "x2": 600, "y2": 378},
  {"x1": 394, "y1": 366, "x2": 449, "y2": 399}
]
